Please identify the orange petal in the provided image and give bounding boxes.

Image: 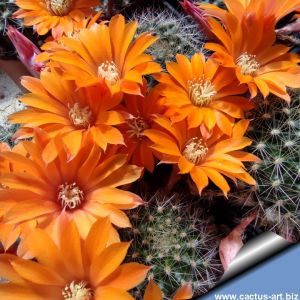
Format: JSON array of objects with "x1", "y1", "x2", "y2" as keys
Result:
[
  {"x1": 215, "y1": 111, "x2": 233, "y2": 136},
  {"x1": 90, "y1": 153, "x2": 127, "y2": 182},
  {"x1": 84, "y1": 202, "x2": 132, "y2": 228},
  {"x1": 173, "y1": 284, "x2": 193, "y2": 300},
  {"x1": 229, "y1": 151, "x2": 260, "y2": 162},
  {"x1": 101, "y1": 262, "x2": 150, "y2": 290},
  {"x1": 83, "y1": 217, "x2": 111, "y2": 265},
  {"x1": 98, "y1": 164, "x2": 143, "y2": 189},
  {"x1": 87, "y1": 187, "x2": 143, "y2": 205},
  {"x1": 96, "y1": 111, "x2": 125, "y2": 126},
  {"x1": 144, "y1": 280, "x2": 163, "y2": 300},
  {"x1": 0, "y1": 254, "x2": 26, "y2": 283},
  {"x1": 0, "y1": 283, "x2": 46, "y2": 300},
  {"x1": 178, "y1": 156, "x2": 194, "y2": 174},
  {"x1": 94, "y1": 287, "x2": 134, "y2": 300},
  {"x1": 24, "y1": 228, "x2": 70, "y2": 280},
  {"x1": 4, "y1": 199, "x2": 58, "y2": 224},
  {"x1": 190, "y1": 167, "x2": 209, "y2": 194},
  {"x1": 11, "y1": 259, "x2": 66, "y2": 286},
  {"x1": 144, "y1": 129, "x2": 181, "y2": 157},
  {"x1": 0, "y1": 223, "x2": 20, "y2": 251},
  {"x1": 90, "y1": 242, "x2": 131, "y2": 286},
  {"x1": 62, "y1": 130, "x2": 83, "y2": 161},
  {"x1": 201, "y1": 167, "x2": 230, "y2": 197},
  {"x1": 97, "y1": 125, "x2": 124, "y2": 146},
  {"x1": 232, "y1": 119, "x2": 250, "y2": 138},
  {"x1": 42, "y1": 138, "x2": 59, "y2": 163},
  {"x1": 59, "y1": 220, "x2": 84, "y2": 279}
]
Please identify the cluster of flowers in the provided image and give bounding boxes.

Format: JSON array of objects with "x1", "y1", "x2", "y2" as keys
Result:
[{"x1": 0, "y1": 0, "x2": 300, "y2": 298}]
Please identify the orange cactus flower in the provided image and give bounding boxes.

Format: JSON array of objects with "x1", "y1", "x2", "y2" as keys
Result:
[
  {"x1": 144, "y1": 280, "x2": 193, "y2": 300},
  {"x1": 36, "y1": 11, "x2": 102, "y2": 63},
  {"x1": 205, "y1": 14, "x2": 300, "y2": 101},
  {"x1": 144, "y1": 117, "x2": 258, "y2": 196},
  {"x1": 44, "y1": 14, "x2": 162, "y2": 95},
  {"x1": 14, "y1": 0, "x2": 99, "y2": 39},
  {"x1": 119, "y1": 81, "x2": 165, "y2": 172},
  {"x1": 200, "y1": 0, "x2": 300, "y2": 25},
  {"x1": 9, "y1": 68, "x2": 127, "y2": 159},
  {"x1": 0, "y1": 143, "x2": 37, "y2": 255},
  {"x1": 0, "y1": 218, "x2": 150, "y2": 300},
  {"x1": 0, "y1": 130, "x2": 143, "y2": 242},
  {"x1": 154, "y1": 53, "x2": 252, "y2": 135}
]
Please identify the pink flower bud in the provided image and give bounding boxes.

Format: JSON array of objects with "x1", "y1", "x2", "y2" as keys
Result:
[
  {"x1": 6, "y1": 26, "x2": 44, "y2": 77},
  {"x1": 181, "y1": 0, "x2": 215, "y2": 40}
]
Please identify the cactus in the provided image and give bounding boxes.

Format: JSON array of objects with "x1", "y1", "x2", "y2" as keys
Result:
[
  {"x1": 0, "y1": 0, "x2": 22, "y2": 33},
  {"x1": 133, "y1": 9, "x2": 206, "y2": 66},
  {"x1": 124, "y1": 193, "x2": 222, "y2": 299},
  {"x1": 247, "y1": 92, "x2": 300, "y2": 241}
]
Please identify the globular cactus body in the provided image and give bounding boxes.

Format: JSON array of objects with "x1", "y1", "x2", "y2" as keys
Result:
[
  {"x1": 133, "y1": 9, "x2": 206, "y2": 66},
  {"x1": 248, "y1": 94, "x2": 300, "y2": 241},
  {"x1": 124, "y1": 194, "x2": 221, "y2": 299}
]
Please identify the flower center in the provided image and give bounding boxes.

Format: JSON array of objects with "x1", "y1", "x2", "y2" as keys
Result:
[
  {"x1": 62, "y1": 281, "x2": 93, "y2": 300},
  {"x1": 188, "y1": 77, "x2": 216, "y2": 107},
  {"x1": 45, "y1": 0, "x2": 74, "y2": 16},
  {"x1": 97, "y1": 61, "x2": 120, "y2": 84},
  {"x1": 127, "y1": 116, "x2": 149, "y2": 139},
  {"x1": 183, "y1": 137, "x2": 208, "y2": 164},
  {"x1": 58, "y1": 183, "x2": 84, "y2": 210},
  {"x1": 236, "y1": 53, "x2": 260, "y2": 75},
  {"x1": 69, "y1": 103, "x2": 92, "y2": 128}
]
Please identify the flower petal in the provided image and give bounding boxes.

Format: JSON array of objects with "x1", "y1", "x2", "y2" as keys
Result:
[
  {"x1": 94, "y1": 287, "x2": 134, "y2": 300},
  {"x1": 90, "y1": 242, "x2": 131, "y2": 286},
  {"x1": 11, "y1": 259, "x2": 66, "y2": 286},
  {"x1": 144, "y1": 280, "x2": 163, "y2": 300},
  {"x1": 101, "y1": 263, "x2": 150, "y2": 290}
]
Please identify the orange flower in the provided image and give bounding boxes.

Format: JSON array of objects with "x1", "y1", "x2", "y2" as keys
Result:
[
  {"x1": 9, "y1": 68, "x2": 126, "y2": 159},
  {"x1": 0, "y1": 143, "x2": 37, "y2": 255},
  {"x1": 44, "y1": 14, "x2": 162, "y2": 94},
  {"x1": 0, "y1": 130, "x2": 143, "y2": 242},
  {"x1": 154, "y1": 53, "x2": 252, "y2": 135},
  {"x1": 205, "y1": 13, "x2": 300, "y2": 101},
  {"x1": 118, "y1": 81, "x2": 165, "y2": 172},
  {"x1": 200, "y1": 0, "x2": 300, "y2": 25},
  {"x1": 144, "y1": 280, "x2": 193, "y2": 300},
  {"x1": 14, "y1": 0, "x2": 99, "y2": 38},
  {"x1": 144, "y1": 117, "x2": 258, "y2": 196},
  {"x1": 0, "y1": 218, "x2": 150, "y2": 300}
]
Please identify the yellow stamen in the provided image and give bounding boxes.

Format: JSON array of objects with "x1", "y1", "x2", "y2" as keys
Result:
[
  {"x1": 236, "y1": 53, "x2": 260, "y2": 75},
  {"x1": 62, "y1": 281, "x2": 93, "y2": 300},
  {"x1": 58, "y1": 183, "x2": 83, "y2": 210},
  {"x1": 45, "y1": 0, "x2": 74, "y2": 16},
  {"x1": 127, "y1": 116, "x2": 149, "y2": 139},
  {"x1": 188, "y1": 77, "x2": 216, "y2": 107},
  {"x1": 69, "y1": 103, "x2": 92, "y2": 128},
  {"x1": 98, "y1": 61, "x2": 120, "y2": 84},
  {"x1": 183, "y1": 137, "x2": 208, "y2": 164}
]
